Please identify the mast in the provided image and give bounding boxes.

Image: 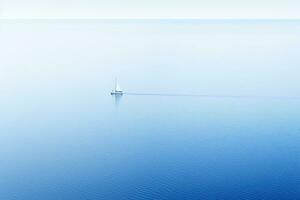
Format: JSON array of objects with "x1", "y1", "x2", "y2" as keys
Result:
[{"x1": 115, "y1": 78, "x2": 121, "y2": 92}]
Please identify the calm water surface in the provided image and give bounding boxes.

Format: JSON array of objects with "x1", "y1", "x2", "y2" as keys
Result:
[{"x1": 0, "y1": 19, "x2": 300, "y2": 200}]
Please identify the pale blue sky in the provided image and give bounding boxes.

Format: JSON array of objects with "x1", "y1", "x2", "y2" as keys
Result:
[{"x1": 1, "y1": 0, "x2": 300, "y2": 19}]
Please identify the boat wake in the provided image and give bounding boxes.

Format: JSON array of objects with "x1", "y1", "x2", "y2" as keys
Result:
[
  {"x1": 110, "y1": 79, "x2": 299, "y2": 100},
  {"x1": 124, "y1": 92, "x2": 300, "y2": 100}
]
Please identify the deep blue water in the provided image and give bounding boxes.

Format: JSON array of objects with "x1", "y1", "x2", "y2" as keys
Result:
[{"x1": 0, "y1": 19, "x2": 300, "y2": 200}]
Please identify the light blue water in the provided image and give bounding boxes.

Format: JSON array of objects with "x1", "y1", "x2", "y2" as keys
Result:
[{"x1": 0, "y1": 19, "x2": 300, "y2": 200}]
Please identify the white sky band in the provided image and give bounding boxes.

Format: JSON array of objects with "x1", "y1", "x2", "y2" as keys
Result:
[{"x1": 1, "y1": 0, "x2": 300, "y2": 19}]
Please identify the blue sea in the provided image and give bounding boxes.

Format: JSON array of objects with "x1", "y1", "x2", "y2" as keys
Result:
[{"x1": 0, "y1": 19, "x2": 300, "y2": 200}]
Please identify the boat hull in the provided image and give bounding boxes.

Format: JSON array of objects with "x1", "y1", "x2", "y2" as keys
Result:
[{"x1": 111, "y1": 91, "x2": 123, "y2": 95}]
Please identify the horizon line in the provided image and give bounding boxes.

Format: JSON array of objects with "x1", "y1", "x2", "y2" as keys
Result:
[{"x1": 1, "y1": 18, "x2": 300, "y2": 21}]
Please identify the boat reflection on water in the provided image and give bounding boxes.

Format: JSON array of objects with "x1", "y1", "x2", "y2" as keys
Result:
[{"x1": 113, "y1": 93, "x2": 122, "y2": 107}]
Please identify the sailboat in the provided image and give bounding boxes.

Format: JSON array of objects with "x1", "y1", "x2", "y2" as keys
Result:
[{"x1": 111, "y1": 78, "x2": 123, "y2": 95}]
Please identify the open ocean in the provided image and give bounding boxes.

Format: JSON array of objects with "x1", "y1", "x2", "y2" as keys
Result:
[{"x1": 0, "y1": 19, "x2": 300, "y2": 200}]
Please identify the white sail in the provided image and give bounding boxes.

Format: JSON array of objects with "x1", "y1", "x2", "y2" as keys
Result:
[{"x1": 115, "y1": 79, "x2": 122, "y2": 92}]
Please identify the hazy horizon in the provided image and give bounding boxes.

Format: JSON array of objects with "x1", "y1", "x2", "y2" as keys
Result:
[{"x1": 1, "y1": 0, "x2": 300, "y2": 19}]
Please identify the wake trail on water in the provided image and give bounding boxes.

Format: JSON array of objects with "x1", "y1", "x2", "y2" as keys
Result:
[{"x1": 124, "y1": 92, "x2": 300, "y2": 100}]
